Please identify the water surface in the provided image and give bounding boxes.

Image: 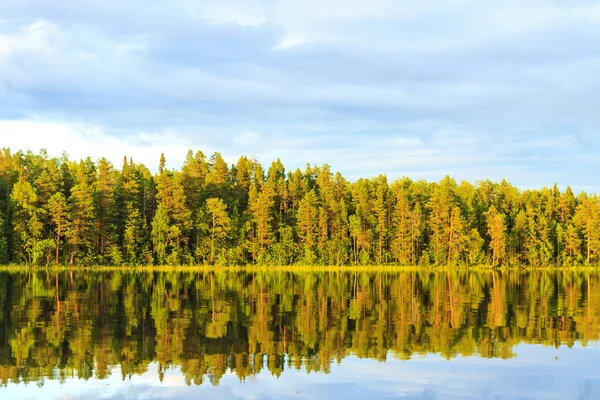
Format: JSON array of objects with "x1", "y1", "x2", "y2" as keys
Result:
[{"x1": 1, "y1": 269, "x2": 600, "y2": 399}]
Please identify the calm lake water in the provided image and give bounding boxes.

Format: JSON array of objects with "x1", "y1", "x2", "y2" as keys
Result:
[{"x1": 1, "y1": 269, "x2": 600, "y2": 399}]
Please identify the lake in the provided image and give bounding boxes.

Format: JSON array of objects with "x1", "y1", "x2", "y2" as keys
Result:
[{"x1": 1, "y1": 269, "x2": 600, "y2": 399}]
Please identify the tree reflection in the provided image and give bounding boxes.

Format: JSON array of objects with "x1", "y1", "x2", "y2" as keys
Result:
[{"x1": 0, "y1": 270, "x2": 599, "y2": 386}]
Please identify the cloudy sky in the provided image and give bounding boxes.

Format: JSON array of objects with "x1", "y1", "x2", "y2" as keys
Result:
[{"x1": 1, "y1": 0, "x2": 599, "y2": 191}]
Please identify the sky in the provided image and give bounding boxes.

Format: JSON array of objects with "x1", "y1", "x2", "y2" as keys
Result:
[{"x1": 1, "y1": 0, "x2": 599, "y2": 191}]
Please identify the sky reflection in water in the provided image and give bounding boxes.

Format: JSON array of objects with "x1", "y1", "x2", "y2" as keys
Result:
[{"x1": 4, "y1": 345, "x2": 600, "y2": 400}]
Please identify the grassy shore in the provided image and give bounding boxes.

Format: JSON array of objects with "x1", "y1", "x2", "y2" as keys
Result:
[{"x1": 0, "y1": 264, "x2": 599, "y2": 273}]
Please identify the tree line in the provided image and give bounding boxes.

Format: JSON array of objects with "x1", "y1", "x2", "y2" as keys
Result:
[
  {"x1": 0, "y1": 148, "x2": 599, "y2": 266},
  {"x1": 1, "y1": 270, "x2": 598, "y2": 385}
]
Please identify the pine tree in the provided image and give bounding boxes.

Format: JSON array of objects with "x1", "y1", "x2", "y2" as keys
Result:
[
  {"x1": 392, "y1": 187, "x2": 412, "y2": 265},
  {"x1": 447, "y1": 206, "x2": 468, "y2": 265},
  {"x1": 121, "y1": 158, "x2": 152, "y2": 265},
  {"x1": 574, "y1": 196, "x2": 600, "y2": 264},
  {"x1": 564, "y1": 223, "x2": 582, "y2": 263},
  {"x1": 297, "y1": 190, "x2": 318, "y2": 263},
  {"x1": 428, "y1": 176, "x2": 457, "y2": 265},
  {"x1": 67, "y1": 165, "x2": 97, "y2": 264},
  {"x1": 351, "y1": 179, "x2": 375, "y2": 264},
  {"x1": 373, "y1": 175, "x2": 389, "y2": 264},
  {"x1": 207, "y1": 152, "x2": 230, "y2": 187},
  {"x1": 151, "y1": 204, "x2": 170, "y2": 265},
  {"x1": 486, "y1": 206, "x2": 507, "y2": 265},
  {"x1": 155, "y1": 164, "x2": 192, "y2": 262},
  {"x1": 95, "y1": 158, "x2": 120, "y2": 262},
  {"x1": 0, "y1": 211, "x2": 7, "y2": 264},
  {"x1": 249, "y1": 184, "x2": 275, "y2": 262},
  {"x1": 1, "y1": 147, "x2": 599, "y2": 268},
  {"x1": 205, "y1": 197, "x2": 230, "y2": 264},
  {"x1": 47, "y1": 192, "x2": 69, "y2": 264},
  {"x1": 159, "y1": 153, "x2": 166, "y2": 174},
  {"x1": 11, "y1": 179, "x2": 44, "y2": 264}
]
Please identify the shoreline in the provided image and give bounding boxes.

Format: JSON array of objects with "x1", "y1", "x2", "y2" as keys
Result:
[{"x1": 1, "y1": 265, "x2": 599, "y2": 272}]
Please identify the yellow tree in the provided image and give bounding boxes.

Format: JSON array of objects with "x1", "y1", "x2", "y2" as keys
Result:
[
  {"x1": 47, "y1": 192, "x2": 69, "y2": 264},
  {"x1": 564, "y1": 224, "x2": 582, "y2": 262},
  {"x1": 574, "y1": 195, "x2": 600, "y2": 264},
  {"x1": 486, "y1": 206, "x2": 507, "y2": 265},
  {"x1": 392, "y1": 186, "x2": 412, "y2": 265},
  {"x1": 373, "y1": 175, "x2": 389, "y2": 264},
  {"x1": 249, "y1": 184, "x2": 275, "y2": 262}
]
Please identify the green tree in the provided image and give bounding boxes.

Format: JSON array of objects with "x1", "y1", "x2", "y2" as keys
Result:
[
  {"x1": 94, "y1": 158, "x2": 120, "y2": 262},
  {"x1": 121, "y1": 158, "x2": 152, "y2": 265},
  {"x1": 151, "y1": 204, "x2": 170, "y2": 265},
  {"x1": 155, "y1": 161, "x2": 192, "y2": 263},
  {"x1": 11, "y1": 179, "x2": 44, "y2": 264},
  {"x1": 428, "y1": 176, "x2": 460, "y2": 265},
  {"x1": 574, "y1": 196, "x2": 600, "y2": 264},
  {"x1": 248, "y1": 184, "x2": 275, "y2": 263},
  {"x1": 47, "y1": 192, "x2": 69, "y2": 264},
  {"x1": 297, "y1": 190, "x2": 318, "y2": 263},
  {"x1": 373, "y1": 175, "x2": 389, "y2": 264},
  {"x1": 563, "y1": 224, "x2": 582, "y2": 264},
  {"x1": 392, "y1": 185, "x2": 413, "y2": 265},
  {"x1": 205, "y1": 197, "x2": 230, "y2": 264},
  {"x1": 0, "y1": 211, "x2": 8, "y2": 264},
  {"x1": 66, "y1": 162, "x2": 97, "y2": 265}
]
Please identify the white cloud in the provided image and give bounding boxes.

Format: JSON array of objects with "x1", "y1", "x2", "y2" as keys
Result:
[
  {"x1": 233, "y1": 130, "x2": 261, "y2": 146},
  {"x1": 0, "y1": 120, "x2": 193, "y2": 169},
  {"x1": 0, "y1": 0, "x2": 599, "y2": 191},
  {"x1": 275, "y1": 35, "x2": 307, "y2": 50},
  {"x1": 185, "y1": 0, "x2": 600, "y2": 52}
]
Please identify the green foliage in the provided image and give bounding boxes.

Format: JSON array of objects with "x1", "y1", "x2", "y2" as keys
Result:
[
  {"x1": 205, "y1": 197, "x2": 230, "y2": 264},
  {"x1": 0, "y1": 211, "x2": 8, "y2": 264},
  {"x1": 31, "y1": 239, "x2": 55, "y2": 266},
  {"x1": 11, "y1": 180, "x2": 43, "y2": 264},
  {"x1": 151, "y1": 204, "x2": 170, "y2": 265},
  {"x1": 0, "y1": 148, "x2": 598, "y2": 267}
]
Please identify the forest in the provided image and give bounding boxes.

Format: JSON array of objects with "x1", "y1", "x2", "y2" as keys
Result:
[{"x1": 0, "y1": 148, "x2": 598, "y2": 267}]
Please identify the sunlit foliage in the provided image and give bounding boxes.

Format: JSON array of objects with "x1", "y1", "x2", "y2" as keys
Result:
[{"x1": 0, "y1": 148, "x2": 598, "y2": 266}]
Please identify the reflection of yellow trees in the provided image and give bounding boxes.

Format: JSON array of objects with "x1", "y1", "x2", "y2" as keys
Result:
[
  {"x1": 2, "y1": 270, "x2": 600, "y2": 386},
  {"x1": 10, "y1": 327, "x2": 35, "y2": 368}
]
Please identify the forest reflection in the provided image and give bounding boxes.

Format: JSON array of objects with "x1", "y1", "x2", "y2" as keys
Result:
[{"x1": 1, "y1": 269, "x2": 599, "y2": 387}]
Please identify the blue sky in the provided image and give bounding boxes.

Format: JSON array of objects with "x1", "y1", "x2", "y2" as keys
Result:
[{"x1": 1, "y1": 0, "x2": 599, "y2": 191}]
